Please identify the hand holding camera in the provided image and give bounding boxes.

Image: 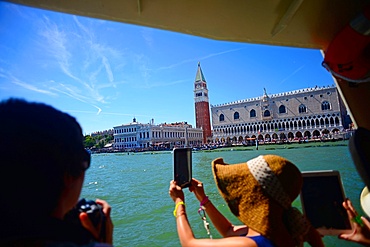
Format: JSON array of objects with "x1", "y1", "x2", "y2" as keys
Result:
[{"x1": 65, "y1": 198, "x2": 107, "y2": 242}]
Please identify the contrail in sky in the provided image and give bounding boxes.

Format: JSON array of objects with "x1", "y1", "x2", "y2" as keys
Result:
[
  {"x1": 51, "y1": 86, "x2": 102, "y2": 115},
  {"x1": 278, "y1": 65, "x2": 305, "y2": 85},
  {"x1": 156, "y1": 48, "x2": 245, "y2": 71}
]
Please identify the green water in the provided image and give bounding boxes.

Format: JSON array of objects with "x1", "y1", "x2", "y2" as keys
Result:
[{"x1": 81, "y1": 141, "x2": 363, "y2": 246}]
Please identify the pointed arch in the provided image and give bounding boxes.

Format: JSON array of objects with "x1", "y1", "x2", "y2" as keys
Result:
[
  {"x1": 304, "y1": 131, "x2": 311, "y2": 138},
  {"x1": 321, "y1": 101, "x2": 331, "y2": 111},
  {"x1": 325, "y1": 118, "x2": 329, "y2": 125},
  {"x1": 335, "y1": 117, "x2": 340, "y2": 125},
  {"x1": 280, "y1": 133, "x2": 287, "y2": 140},
  {"x1": 313, "y1": 130, "x2": 320, "y2": 138},
  {"x1": 265, "y1": 134, "x2": 271, "y2": 142},
  {"x1": 264, "y1": 110, "x2": 271, "y2": 117},
  {"x1": 272, "y1": 133, "x2": 278, "y2": 140},
  {"x1": 279, "y1": 105, "x2": 286, "y2": 114},
  {"x1": 288, "y1": 132, "x2": 294, "y2": 139},
  {"x1": 298, "y1": 104, "x2": 307, "y2": 113},
  {"x1": 234, "y1": 111, "x2": 240, "y2": 120},
  {"x1": 250, "y1": 109, "x2": 256, "y2": 118},
  {"x1": 322, "y1": 129, "x2": 330, "y2": 135}
]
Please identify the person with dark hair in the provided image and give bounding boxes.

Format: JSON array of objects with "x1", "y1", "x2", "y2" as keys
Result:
[
  {"x1": 169, "y1": 155, "x2": 324, "y2": 247},
  {"x1": 0, "y1": 98, "x2": 113, "y2": 246}
]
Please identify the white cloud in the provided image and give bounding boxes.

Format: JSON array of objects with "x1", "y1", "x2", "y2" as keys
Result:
[
  {"x1": 10, "y1": 76, "x2": 57, "y2": 96},
  {"x1": 141, "y1": 28, "x2": 154, "y2": 48},
  {"x1": 36, "y1": 14, "x2": 127, "y2": 106}
]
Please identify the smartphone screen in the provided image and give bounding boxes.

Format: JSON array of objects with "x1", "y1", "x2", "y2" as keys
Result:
[
  {"x1": 173, "y1": 148, "x2": 192, "y2": 188},
  {"x1": 300, "y1": 170, "x2": 352, "y2": 235}
]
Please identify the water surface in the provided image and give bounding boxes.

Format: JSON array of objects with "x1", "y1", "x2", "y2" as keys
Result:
[{"x1": 81, "y1": 141, "x2": 363, "y2": 246}]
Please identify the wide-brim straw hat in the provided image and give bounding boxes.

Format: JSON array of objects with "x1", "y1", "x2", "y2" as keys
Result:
[{"x1": 212, "y1": 154, "x2": 305, "y2": 247}]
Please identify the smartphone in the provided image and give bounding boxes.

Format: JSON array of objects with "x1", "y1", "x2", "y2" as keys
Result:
[
  {"x1": 173, "y1": 147, "x2": 192, "y2": 188},
  {"x1": 300, "y1": 170, "x2": 352, "y2": 235}
]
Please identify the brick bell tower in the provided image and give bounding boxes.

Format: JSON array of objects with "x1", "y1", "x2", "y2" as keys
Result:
[{"x1": 194, "y1": 62, "x2": 212, "y2": 143}]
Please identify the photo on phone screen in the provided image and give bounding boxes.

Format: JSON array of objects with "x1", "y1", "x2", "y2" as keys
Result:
[
  {"x1": 300, "y1": 170, "x2": 352, "y2": 235},
  {"x1": 173, "y1": 148, "x2": 192, "y2": 188}
]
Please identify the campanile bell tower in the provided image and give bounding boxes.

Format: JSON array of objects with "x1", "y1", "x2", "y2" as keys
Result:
[{"x1": 194, "y1": 62, "x2": 212, "y2": 143}]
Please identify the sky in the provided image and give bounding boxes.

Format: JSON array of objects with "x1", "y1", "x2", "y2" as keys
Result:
[{"x1": 0, "y1": 2, "x2": 336, "y2": 135}]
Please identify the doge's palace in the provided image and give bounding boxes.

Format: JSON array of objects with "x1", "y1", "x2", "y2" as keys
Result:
[{"x1": 211, "y1": 86, "x2": 350, "y2": 143}]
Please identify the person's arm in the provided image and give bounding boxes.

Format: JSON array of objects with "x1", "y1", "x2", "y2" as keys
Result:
[
  {"x1": 339, "y1": 198, "x2": 370, "y2": 246},
  {"x1": 189, "y1": 178, "x2": 249, "y2": 237},
  {"x1": 169, "y1": 180, "x2": 255, "y2": 247},
  {"x1": 305, "y1": 225, "x2": 324, "y2": 247},
  {"x1": 174, "y1": 199, "x2": 201, "y2": 246},
  {"x1": 200, "y1": 199, "x2": 248, "y2": 237}
]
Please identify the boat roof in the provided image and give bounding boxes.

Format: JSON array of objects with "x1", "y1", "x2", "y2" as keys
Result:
[
  {"x1": 5, "y1": 0, "x2": 369, "y2": 50},
  {"x1": 5, "y1": 0, "x2": 370, "y2": 129}
]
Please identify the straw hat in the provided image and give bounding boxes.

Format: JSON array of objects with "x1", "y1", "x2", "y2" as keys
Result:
[{"x1": 212, "y1": 155, "x2": 310, "y2": 247}]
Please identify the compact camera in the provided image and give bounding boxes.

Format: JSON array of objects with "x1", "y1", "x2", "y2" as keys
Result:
[{"x1": 65, "y1": 198, "x2": 106, "y2": 240}]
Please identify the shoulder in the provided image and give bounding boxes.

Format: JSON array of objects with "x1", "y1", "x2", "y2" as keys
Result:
[
  {"x1": 189, "y1": 236, "x2": 259, "y2": 247},
  {"x1": 247, "y1": 235, "x2": 276, "y2": 247}
]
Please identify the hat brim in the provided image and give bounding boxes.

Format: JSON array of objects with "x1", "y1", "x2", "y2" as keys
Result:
[
  {"x1": 211, "y1": 155, "x2": 302, "y2": 247},
  {"x1": 361, "y1": 186, "x2": 370, "y2": 217}
]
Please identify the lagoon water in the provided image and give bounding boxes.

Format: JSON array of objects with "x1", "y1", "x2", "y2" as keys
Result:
[{"x1": 81, "y1": 141, "x2": 364, "y2": 247}]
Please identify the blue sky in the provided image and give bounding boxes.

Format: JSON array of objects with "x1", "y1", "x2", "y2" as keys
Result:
[{"x1": 0, "y1": 2, "x2": 336, "y2": 135}]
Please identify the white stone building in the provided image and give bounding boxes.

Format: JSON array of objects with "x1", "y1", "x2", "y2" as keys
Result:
[{"x1": 113, "y1": 118, "x2": 203, "y2": 150}]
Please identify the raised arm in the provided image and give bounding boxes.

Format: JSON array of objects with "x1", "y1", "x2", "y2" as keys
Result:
[
  {"x1": 169, "y1": 180, "x2": 255, "y2": 247},
  {"x1": 189, "y1": 178, "x2": 249, "y2": 237},
  {"x1": 305, "y1": 225, "x2": 324, "y2": 247}
]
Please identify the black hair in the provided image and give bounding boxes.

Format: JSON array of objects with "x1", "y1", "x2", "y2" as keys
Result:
[{"x1": 0, "y1": 98, "x2": 86, "y2": 221}]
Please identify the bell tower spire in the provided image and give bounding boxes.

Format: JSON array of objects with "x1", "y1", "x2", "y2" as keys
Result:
[{"x1": 194, "y1": 62, "x2": 212, "y2": 143}]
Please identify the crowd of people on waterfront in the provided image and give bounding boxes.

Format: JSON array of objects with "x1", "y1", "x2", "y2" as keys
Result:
[{"x1": 1, "y1": 98, "x2": 370, "y2": 247}]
